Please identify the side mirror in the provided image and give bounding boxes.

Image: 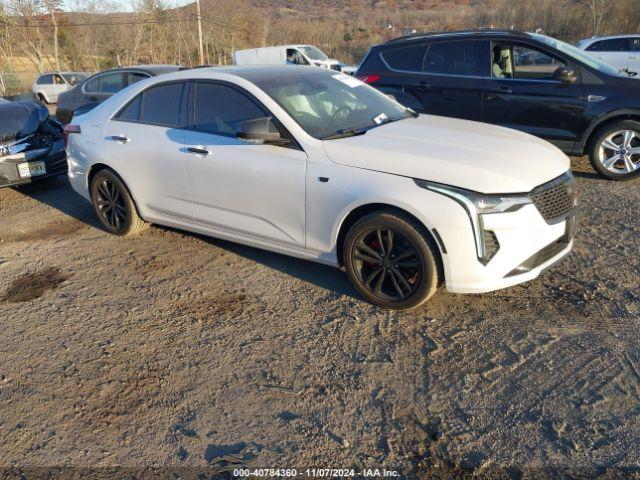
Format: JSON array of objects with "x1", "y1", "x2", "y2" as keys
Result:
[
  {"x1": 237, "y1": 117, "x2": 290, "y2": 146},
  {"x1": 553, "y1": 66, "x2": 577, "y2": 84}
]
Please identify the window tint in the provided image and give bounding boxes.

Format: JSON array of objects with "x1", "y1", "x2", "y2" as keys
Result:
[
  {"x1": 194, "y1": 82, "x2": 267, "y2": 136},
  {"x1": 511, "y1": 45, "x2": 565, "y2": 80},
  {"x1": 84, "y1": 76, "x2": 99, "y2": 93},
  {"x1": 116, "y1": 95, "x2": 142, "y2": 121},
  {"x1": 381, "y1": 44, "x2": 425, "y2": 71},
  {"x1": 140, "y1": 83, "x2": 185, "y2": 127},
  {"x1": 128, "y1": 72, "x2": 149, "y2": 86},
  {"x1": 423, "y1": 41, "x2": 479, "y2": 76},
  {"x1": 38, "y1": 74, "x2": 53, "y2": 85},
  {"x1": 98, "y1": 73, "x2": 124, "y2": 93},
  {"x1": 286, "y1": 49, "x2": 309, "y2": 65},
  {"x1": 596, "y1": 38, "x2": 630, "y2": 52},
  {"x1": 586, "y1": 41, "x2": 601, "y2": 51},
  {"x1": 630, "y1": 38, "x2": 640, "y2": 52}
]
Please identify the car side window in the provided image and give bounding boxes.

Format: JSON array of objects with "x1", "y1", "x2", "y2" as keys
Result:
[
  {"x1": 631, "y1": 38, "x2": 640, "y2": 52},
  {"x1": 193, "y1": 82, "x2": 269, "y2": 137},
  {"x1": 422, "y1": 41, "x2": 479, "y2": 76},
  {"x1": 98, "y1": 73, "x2": 125, "y2": 94},
  {"x1": 116, "y1": 95, "x2": 142, "y2": 122},
  {"x1": 286, "y1": 49, "x2": 309, "y2": 65},
  {"x1": 585, "y1": 41, "x2": 602, "y2": 52},
  {"x1": 38, "y1": 74, "x2": 53, "y2": 85},
  {"x1": 597, "y1": 38, "x2": 630, "y2": 52},
  {"x1": 127, "y1": 72, "x2": 149, "y2": 86},
  {"x1": 381, "y1": 44, "x2": 425, "y2": 71},
  {"x1": 53, "y1": 74, "x2": 64, "y2": 84},
  {"x1": 135, "y1": 82, "x2": 186, "y2": 127},
  {"x1": 511, "y1": 45, "x2": 566, "y2": 80},
  {"x1": 84, "y1": 76, "x2": 100, "y2": 93}
]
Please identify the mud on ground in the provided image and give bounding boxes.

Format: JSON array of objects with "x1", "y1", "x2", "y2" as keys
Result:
[{"x1": 0, "y1": 156, "x2": 639, "y2": 479}]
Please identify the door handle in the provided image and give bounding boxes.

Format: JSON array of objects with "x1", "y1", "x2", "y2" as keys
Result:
[
  {"x1": 496, "y1": 86, "x2": 512, "y2": 94},
  {"x1": 88, "y1": 96, "x2": 98, "y2": 102},
  {"x1": 185, "y1": 147, "x2": 210, "y2": 156},
  {"x1": 410, "y1": 81, "x2": 431, "y2": 89},
  {"x1": 630, "y1": 55, "x2": 640, "y2": 59},
  {"x1": 106, "y1": 135, "x2": 129, "y2": 143}
]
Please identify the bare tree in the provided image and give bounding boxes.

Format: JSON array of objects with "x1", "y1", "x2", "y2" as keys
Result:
[{"x1": 43, "y1": 0, "x2": 61, "y2": 70}]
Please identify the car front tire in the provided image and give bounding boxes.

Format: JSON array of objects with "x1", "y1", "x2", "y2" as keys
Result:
[
  {"x1": 90, "y1": 169, "x2": 147, "y2": 236},
  {"x1": 343, "y1": 210, "x2": 440, "y2": 310},
  {"x1": 589, "y1": 120, "x2": 640, "y2": 181}
]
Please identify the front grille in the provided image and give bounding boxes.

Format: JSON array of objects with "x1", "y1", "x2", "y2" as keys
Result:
[{"x1": 530, "y1": 172, "x2": 576, "y2": 223}]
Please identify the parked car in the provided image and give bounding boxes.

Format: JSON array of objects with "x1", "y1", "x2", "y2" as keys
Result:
[
  {"x1": 0, "y1": 99, "x2": 65, "y2": 187},
  {"x1": 65, "y1": 66, "x2": 576, "y2": 309},
  {"x1": 356, "y1": 30, "x2": 640, "y2": 180},
  {"x1": 32, "y1": 71, "x2": 88, "y2": 104},
  {"x1": 233, "y1": 45, "x2": 342, "y2": 71},
  {"x1": 55, "y1": 65, "x2": 181, "y2": 124},
  {"x1": 577, "y1": 35, "x2": 640, "y2": 74}
]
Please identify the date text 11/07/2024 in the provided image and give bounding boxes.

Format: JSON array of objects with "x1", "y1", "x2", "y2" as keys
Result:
[{"x1": 232, "y1": 468, "x2": 400, "y2": 477}]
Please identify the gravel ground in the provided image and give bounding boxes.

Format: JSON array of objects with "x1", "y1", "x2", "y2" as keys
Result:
[{"x1": 0, "y1": 156, "x2": 638, "y2": 479}]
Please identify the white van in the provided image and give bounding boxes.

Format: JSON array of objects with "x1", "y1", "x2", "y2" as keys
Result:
[{"x1": 233, "y1": 45, "x2": 342, "y2": 71}]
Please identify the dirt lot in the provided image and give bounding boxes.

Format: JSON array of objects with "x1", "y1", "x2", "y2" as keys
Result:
[{"x1": 0, "y1": 156, "x2": 639, "y2": 479}]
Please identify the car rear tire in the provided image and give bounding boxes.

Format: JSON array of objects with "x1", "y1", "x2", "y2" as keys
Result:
[
  {"x1": 90, "y1": 169, "x2": 147, "y2": 236},
  {"x1": 343, "y1": 210, "x2": 440, "y2": 310},
  {"x1": 588, "y1": 120, "x2": 640, "y2": 181}
]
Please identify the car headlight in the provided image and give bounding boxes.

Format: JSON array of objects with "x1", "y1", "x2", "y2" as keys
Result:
[{"x1": 414, "y1": 179, "x2": 532, "y2": 263}]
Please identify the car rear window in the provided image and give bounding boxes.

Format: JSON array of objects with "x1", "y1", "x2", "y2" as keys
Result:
[
  {"x1": 115, "y1": 82, "x2": 186, "y2": 127},
  {"x1": 116, "y1": 96, "x2": 142, "y2": 122},
  {"x1": 381, "y1": 44, "x2": 426, "y2": 71},
  {"x1": 423, "y1": 41, "x2": 480, "y2": 76},
  {"x1": 140, "y1": 83, "x2": 185, "y2": 127}
]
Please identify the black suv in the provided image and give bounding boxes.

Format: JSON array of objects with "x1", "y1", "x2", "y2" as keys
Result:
[{"x1": 356, "y1": 30, "x2": 640, "y2": 180}]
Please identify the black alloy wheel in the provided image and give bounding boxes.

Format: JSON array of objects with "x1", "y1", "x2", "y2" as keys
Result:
[
  {"x1": 344, "y1": 210, "x2": 440, "y2": 309},
  {"x1": 90, "y1": 169, "x2": 147, "y2": 235}
]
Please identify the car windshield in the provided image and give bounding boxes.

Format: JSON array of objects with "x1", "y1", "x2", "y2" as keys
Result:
[
  {"x1": 252, "y1": 70, "x2": 413, "y2": 139},
  {"x1": 62, "y1": 73, "x2": 88, "y2": 85},
  {"x1": 531, "y1": 33, "x2": 624, "y2": 76},
  {"x1": 299, "y1": 46, "x2": 328, "y2": 61}
]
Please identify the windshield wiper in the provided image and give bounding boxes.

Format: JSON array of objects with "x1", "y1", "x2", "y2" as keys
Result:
[{"x1": 322, "y1": 128, "x2": 368, "y2": 140}]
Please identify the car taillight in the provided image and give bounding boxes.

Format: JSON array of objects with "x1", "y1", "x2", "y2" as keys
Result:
[
  {"x1": 356, "y1": 75, "x2": 381, "y2": 84},
  {"x1": 63, "y1": 124, "x2": 81, "y2": 148}
]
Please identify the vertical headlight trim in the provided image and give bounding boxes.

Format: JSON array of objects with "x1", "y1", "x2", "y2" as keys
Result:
[{"x1": 425, "y1": 184, "x2": 486, "y2": 259}]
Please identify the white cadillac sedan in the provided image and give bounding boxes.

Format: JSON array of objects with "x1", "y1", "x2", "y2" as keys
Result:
[{"x1": 66, "y1": 66, "x2": 576, "y2": 309}]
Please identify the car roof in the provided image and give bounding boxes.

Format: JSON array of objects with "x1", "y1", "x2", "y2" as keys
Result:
[
  {"x1": 96, "y1": 65, "x2": 182, "y2": 75},
  {"x1": 383, "y1": 29, "x2": 532, "y2": 45},
  {"x1": 150, "y1": 65, "x2": 335, "y2": 83},
  {"x1": 577, "y1": 34, "x2": 640, "y2": 46}
]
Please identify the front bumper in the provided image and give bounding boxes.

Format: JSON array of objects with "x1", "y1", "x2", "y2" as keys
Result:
[
  {"x1": 437, "y1": 203, "x2": 575, "y2": 294},
  {"x1": 0, "y1": 139, "x2": 67, "y2": 188}
]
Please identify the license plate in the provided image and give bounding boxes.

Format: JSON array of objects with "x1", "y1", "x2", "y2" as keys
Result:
[{"x1": 17, "y1": 161, "x2": 46, "y2": 179}]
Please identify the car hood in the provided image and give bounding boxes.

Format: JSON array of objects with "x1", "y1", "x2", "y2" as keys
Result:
[
  {"x1": 321, "y1": 115, "x2": 570, "y2": 193},
  {"x1": 0, "y1": 100, "x2": 49, "y2": 142}
]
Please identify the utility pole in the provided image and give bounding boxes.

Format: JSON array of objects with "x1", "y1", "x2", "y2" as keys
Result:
[
  {"x1": 44, "y1": 0, "x2": 60, "y2": 72},
  {"x1": 196, "y1": 0, "x2": 204, "y2": 65}
]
